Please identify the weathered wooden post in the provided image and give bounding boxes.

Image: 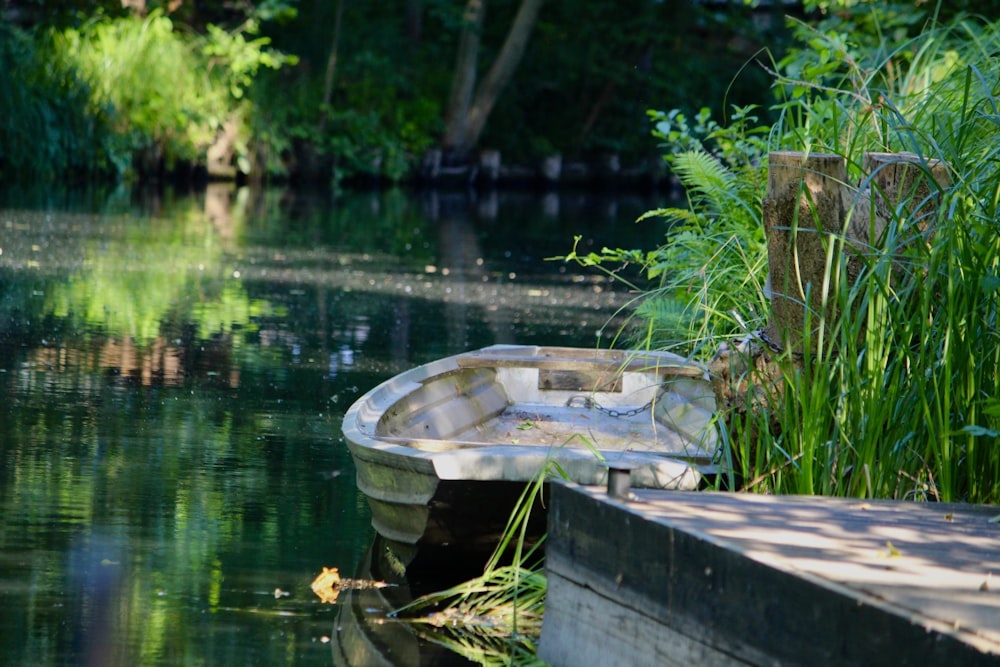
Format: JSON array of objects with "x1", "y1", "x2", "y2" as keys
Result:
[
  {"x1": 845, "y1": 152, "x2": 951, "y2": 285},
  {"x1": 709, "y1": 152, "x2": 848, "y2": 429},
  {"x1": 762, "y1": 151, "x2": 849, "y2": 354},
  {"x1": 541, "y1": 153, "x2": 562, "y2": 184},
  {"x1": 478, "y1": 149, "x2": 502, "y2": 184}
]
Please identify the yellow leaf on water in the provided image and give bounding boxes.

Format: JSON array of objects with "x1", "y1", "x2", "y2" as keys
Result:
[{"x1": 311, "y1": 567, "x2": 342, "y2": 604}]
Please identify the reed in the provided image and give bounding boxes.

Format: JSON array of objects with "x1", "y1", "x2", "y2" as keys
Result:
[
  {"x1": 391, "y1": 455, "x2": 565, "y2": 664},
  {"x1": 738, "y1": 13, "x2": 1000, "y2": 503},
  {"x1": 576, "y1": 12, "x2": 1000, "y2": 504}
]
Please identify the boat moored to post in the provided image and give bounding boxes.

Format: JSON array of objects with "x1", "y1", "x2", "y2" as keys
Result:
[{"x1": 342, "y1": 345, "x2": 719, "y2": 562}]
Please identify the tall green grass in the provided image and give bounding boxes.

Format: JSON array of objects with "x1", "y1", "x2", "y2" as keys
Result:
[
  {"x1": 752, "y1": 14, "x2": 1000, "y2": 502},
  {"x1": 586, "y1": 13, "x2": 1000, "y2": 504}
]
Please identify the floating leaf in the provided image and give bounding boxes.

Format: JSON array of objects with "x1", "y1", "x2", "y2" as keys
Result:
[
  {"x1": 311, "y1": 566, "x2": 342, "y2": 604},
  {"x1": 310, "y1": 566, "x2": 389, "y2": 604}
]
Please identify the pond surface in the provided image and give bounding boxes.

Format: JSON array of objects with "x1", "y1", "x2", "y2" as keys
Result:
[{"x1": 0, "y1": 185, "x2": 667, "y2": 666}]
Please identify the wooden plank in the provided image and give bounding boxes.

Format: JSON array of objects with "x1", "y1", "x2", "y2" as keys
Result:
[
  {"x1": 538, "y1": 368, "x2": 622, "y2": 392},
  {"x1": 542, "y1": 569, "x2": 754, "y2": 667},
  {"x1": 540, "y1": 484, "x2": 1000, "y2": 667}
]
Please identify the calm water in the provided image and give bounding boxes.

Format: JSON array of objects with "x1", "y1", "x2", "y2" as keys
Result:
[{"x1": 0, "y1": 185, "x2": 666, "y2": 666}]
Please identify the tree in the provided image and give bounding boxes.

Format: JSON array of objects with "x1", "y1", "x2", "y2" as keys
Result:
[{"x1": 442, "y1": 0, "x2": 543, "y2": 157}]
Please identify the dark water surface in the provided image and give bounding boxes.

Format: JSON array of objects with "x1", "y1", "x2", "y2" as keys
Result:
[{"x1": 0, "y1": 185, "x2": 666, "y2": 666}]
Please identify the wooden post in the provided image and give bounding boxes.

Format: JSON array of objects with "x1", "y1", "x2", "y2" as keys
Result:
[
  {"x1": 541, "y1": 153, "x2": 562, "y2": 184},
  {"x1": 420, "y1": 148, "x2": 442, "y2": 180},
  {"x1": 845, "y1": 152, "x2": 951, "y2": 285},
  {"x1": 762, "y1": 151, "x2": 849, "y2": 355},
  {"x1": 710, "y1": 152, "x2": 847, "y2": 442},
  {"x1": 478, "y1": 149, "x2": 502, "y2": 183}
]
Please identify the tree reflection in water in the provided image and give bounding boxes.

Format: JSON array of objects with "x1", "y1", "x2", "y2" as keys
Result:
[{"x1": 0, "y1": 185, "x2": 666, "y2": 666}]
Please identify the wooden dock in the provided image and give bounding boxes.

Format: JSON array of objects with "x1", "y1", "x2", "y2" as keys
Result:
[{"x1": 539, "y1": 483, "x2": 1000, "y2": 666}]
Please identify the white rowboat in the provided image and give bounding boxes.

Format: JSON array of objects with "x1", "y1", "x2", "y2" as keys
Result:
[{"x1": 342, "y1": 345, "x2": 718, "y2": 556}]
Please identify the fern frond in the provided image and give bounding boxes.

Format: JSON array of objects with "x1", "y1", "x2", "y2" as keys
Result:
[
  {"x1": 672, "y1": 149, "x2": 734, "y2": 198},
  {"x1": 672, "y1": 149, "x2": 762, "y2": 226},
  {"x1": 637, "y1": 206, "x2": 702, "y2": 226}
]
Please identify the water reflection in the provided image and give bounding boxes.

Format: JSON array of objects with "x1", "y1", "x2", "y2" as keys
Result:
[
  {"x1": 332, "y1": 536, "x2": 481, "y2": 667},
  {"x1": 0, "y1": 185, "x2": 669, "y2": 665}
]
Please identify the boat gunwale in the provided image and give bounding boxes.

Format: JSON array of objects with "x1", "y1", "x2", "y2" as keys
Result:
[{"x1": 343, "y1": 345, "x2": 714, "y2": 470}]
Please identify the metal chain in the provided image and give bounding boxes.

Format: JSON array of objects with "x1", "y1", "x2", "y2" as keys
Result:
[
  {"x1": 753, "y1": 327, "x2": 805, "y2": 360},
  {"x1": 752, "y1": 327, "x2": 783, "y2": 354},
  {"x1": 566, "y1": 395, "x2": 654, "y2": 418},
  {"x1": 568, "y1": 394, "x2": 727, "y2": 467},
  {"x1": 711, "y1": 443, "x2": 725, "y2": 466}
]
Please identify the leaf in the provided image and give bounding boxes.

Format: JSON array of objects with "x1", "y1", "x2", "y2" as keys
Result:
[
  {"x1": 876, "y1": 541, "x2": 901, "y2": 559},
  {"x1": 672, "y1": 150, "x2": 733, "y2": 196},
  {"x1": 311, "y1": 566, "x2": 342, "y2": 604},
  {"x1": 982, "y1": 399, "x2": 1000, "y2": 419},
  {"x1": 961, "y1": 424, "x2": 999, "y2": 438},
  {"x1": 980, "y1": 275, "x2": 1000, "y2": 292}
]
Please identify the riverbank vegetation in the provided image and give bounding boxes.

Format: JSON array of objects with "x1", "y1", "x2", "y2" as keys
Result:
[
  {"x1": 575, "y1": 0, "x2": 1000, "y2": 505},
  {"x1": 1, "y1": 0, "x2": 787, "y2": 186}
]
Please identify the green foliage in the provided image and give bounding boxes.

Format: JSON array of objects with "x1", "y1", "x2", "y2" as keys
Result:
[
  {"x1": 56, "y1": 11, "x2": 293, "y2": 175},
  {"x1": 584, "y1": 11, "x2": 1000, "y2": 503},
  {"x1": 562, "y1": 106, "x2": 770, "y2": 355},
  {"x1": 204, "y1": 18, "x2": 297, "y2": 101},
  {"x1": 770, "y1": 4, "x2": 997, "y2": 161},
  {"x1": 0, "y1": 22, "x2": 125, "y2": 180},
  {"x1": 52, "y1": 12, "x2": 217, "y2": 168},
  {"x1": 247, "y1": 26, "x2": 444, "y2": 184},
  {"x1": 1, "y1": 9, "x2": 293, "y2": 182}
]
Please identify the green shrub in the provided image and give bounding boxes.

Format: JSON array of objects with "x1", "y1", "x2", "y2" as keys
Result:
[
  {"x1": 1, "y1": 11, "x2": 294, "y2": 182},
  {"x1": 0, "y1": 22, "x2": 126, "y2": 181}
]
